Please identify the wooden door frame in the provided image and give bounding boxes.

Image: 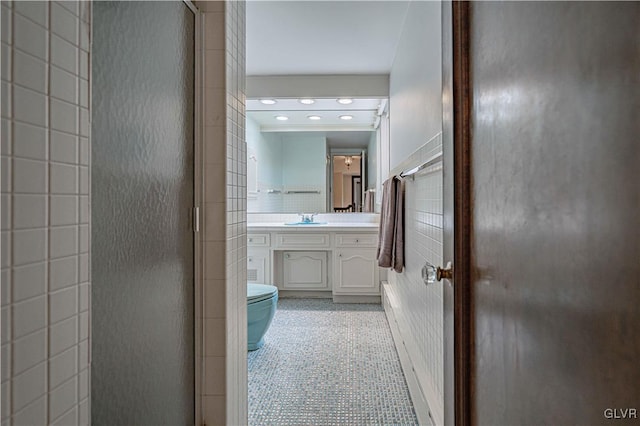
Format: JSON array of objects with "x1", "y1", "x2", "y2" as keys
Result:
[
  {"x1": 452, "y1": 1, "x2": 472, "y2": 425},
  {"x1": 351, "y1": 175, "x2": 361, "y2": 211}
]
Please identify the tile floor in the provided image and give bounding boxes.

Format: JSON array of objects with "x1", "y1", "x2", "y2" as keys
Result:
[{"x1": 248, "y1": 298, "x2": 418, "y2": 425}]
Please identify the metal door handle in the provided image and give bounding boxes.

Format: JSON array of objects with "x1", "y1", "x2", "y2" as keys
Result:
[{"x1": 438, "y1": 262, "x2": 453, "y2": 280}]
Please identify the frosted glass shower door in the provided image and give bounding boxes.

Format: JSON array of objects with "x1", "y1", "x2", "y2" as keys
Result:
[{"x1": 91, "y1": 2, "x2": 195, "y2": 425}]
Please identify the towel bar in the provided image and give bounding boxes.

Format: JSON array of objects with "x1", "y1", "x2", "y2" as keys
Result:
[
  {"x1": 284, "y1": 190, "x2": 321, "y2": 194},
  {"x1": 399, "y1": 152, "x2": 443, "y2": 180}
]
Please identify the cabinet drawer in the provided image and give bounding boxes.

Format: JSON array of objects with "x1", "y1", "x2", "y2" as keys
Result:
[
  {"x1": 247, "y1": 233, "x2": 270, "y2": 247},
  {"x1": 335, "y1": 233, "x2": 378, "y2": 248},
  {"x1": 275, "y1": 233, "x2": 331, "y2": 249}
]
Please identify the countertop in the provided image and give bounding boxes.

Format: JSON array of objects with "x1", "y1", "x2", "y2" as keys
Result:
[{"x1": 248, "y1": 222, "x2": 379, "y2": 232}]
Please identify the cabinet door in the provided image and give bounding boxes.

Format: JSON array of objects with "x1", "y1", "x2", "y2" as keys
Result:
[
  {"x1": 247, "y1": 248, "x2": 270, "y2": 284},
  {"x1": 283, "y1": 251, "x2": 329, "y2": 290},
  {"x1": 333, "y1": 248, "x2": 380, "y2": 294}
]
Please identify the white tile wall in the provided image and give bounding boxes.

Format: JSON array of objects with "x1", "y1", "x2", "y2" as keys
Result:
[
  {"x1": 388, "y1": 133, "x2": 444, "y2": 419},
  {"x1": 198, "y1": 1, "x2": 247, "y2": 425},
  {"x1": 48, "y1": 346, "x2": 77, "y2": 389},
  {"x1": 224, "y1": 3, "x2": 247, "y2": 424},
  {"x1": 12, "y1": 331, "x2": 46, "y2": 376},
  {"x1": 1, "y1": 1, "x2": 91, "y2": 424},
  {"x1": 13, "y1": 123, "x2": 47, "y2": 160}
]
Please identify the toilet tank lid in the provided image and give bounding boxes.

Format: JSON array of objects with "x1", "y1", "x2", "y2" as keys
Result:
[{"x1": 247, "y1": 283, "x2": 278, "y2": 302}]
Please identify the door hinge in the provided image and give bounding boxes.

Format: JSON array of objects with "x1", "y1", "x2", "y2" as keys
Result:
[{"x1": 193, "y1": 206, "x2": 200, "y2": 233}]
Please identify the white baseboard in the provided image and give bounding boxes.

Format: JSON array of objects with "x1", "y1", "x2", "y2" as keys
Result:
[
  {"x1": 278, "y1": 290, "x2": 332, "y2": 298},
  {"x1": 332, "y1": 294, "x2": 381, "y2": 304},
  {"x1": 382, "y1": 282, "x2": 436, "y2": 426}
]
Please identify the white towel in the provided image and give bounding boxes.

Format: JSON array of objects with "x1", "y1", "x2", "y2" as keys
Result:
[{"x1": 363, "y1": 190, "x2": 375, "y2": 213}]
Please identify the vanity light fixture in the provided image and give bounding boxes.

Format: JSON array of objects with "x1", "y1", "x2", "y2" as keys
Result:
[
  {"x1": 260, "y1": 99, "x2": 277, "y2": 105},
  {"x1": 307, "y1": 115, "x2": 322, "y2": 120},
  {"x1": 299, "y1": 98, "x2": 315, "y2": 105},
  {"x1": 337, "y1": 98, "x2": 353, "y2": 105},
  {"x1": 339, "y1": 115, "x2": 353, "y2": 120},
  {"x1": 275, "y1": 115, "x2": 289, "y2": 121}
]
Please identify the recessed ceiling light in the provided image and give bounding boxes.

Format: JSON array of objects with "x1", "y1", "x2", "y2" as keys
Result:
[
  {"x1": 337, "y1": 98, "x2": 353, "y2": 105},
  {"x1": 299, "y1": 98, "x2": 315, "y2": 105},
  {"x1": 260, "y1": 99, "x2": 277, "y2": 105},
  {"x1": 275, "y1": 115, "x2": 289, "y2": 121},
  {"x1": 307, "y1": 115, "x2": 322, "y2": 120},
  {"x1": 339, "y1": 115, "x2": 353, "y2": 120}
]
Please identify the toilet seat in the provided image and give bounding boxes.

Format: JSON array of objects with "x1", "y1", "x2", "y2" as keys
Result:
[{"x1": 248, "y1": 283, "x2": 278, "y2": 304}]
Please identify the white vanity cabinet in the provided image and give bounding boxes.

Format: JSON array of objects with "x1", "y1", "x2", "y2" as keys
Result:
[
  {"x1": 247, "y1": 233, "x2": 270, "y2": 284},
  {"x1": 247, "y1": 226, "x2": 381, "y2": 301},
  {"x1": 247, "y1": 248, "x2": 269, "y2": 283},
  {"x1": 283, "y1": 251, "x2": 329, "y2": 290},
  {"x1": 333, "y1": 234, "x2": 380, "y2": 295}
]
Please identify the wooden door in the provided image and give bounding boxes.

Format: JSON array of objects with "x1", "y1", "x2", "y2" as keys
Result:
[
  {"x1": 442, "y1": 1, "x2": 471, "y2": 424},
  {"x1": 455, "y1": 2, "x2": 640, "y2": 424}
]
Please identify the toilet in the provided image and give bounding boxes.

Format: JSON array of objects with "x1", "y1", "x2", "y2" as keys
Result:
[{"x1": 247, "y1": 283, "x2": 278, "y2": 351}]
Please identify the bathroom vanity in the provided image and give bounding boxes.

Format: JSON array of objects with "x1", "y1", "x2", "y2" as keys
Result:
[{"x1": 247, "y1": 223, "x2": 381, "y2": 303}]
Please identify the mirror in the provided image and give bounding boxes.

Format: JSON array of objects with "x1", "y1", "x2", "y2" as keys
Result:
[
  {"x1": 246, "y1": 97, "x2": 384, "y2": 213},
  {"x1": 246, "y1": 125, "x2": 376, "y2": 213}
]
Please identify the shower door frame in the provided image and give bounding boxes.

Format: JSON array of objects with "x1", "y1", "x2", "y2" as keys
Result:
[
  {"x1": 90, "y1": 0, "x2": 203, "y2": 422},
  {"x1": 184, "y1": 1, "x2": 204, "y2": 425}
]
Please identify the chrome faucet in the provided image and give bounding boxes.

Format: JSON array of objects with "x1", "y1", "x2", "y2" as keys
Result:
[{"x1": 299, "y1": 213, "x2": 316, "y2": 223}]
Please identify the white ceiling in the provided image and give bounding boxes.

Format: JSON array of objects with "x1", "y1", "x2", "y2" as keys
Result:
[
  {"x1": 246, "y1": 1, "x2": 410, "y2": 76},
  {"x1": 246, "y1": 1, "x2": 404, "y2": 135},
  {"x1": 325, "y1": 132, "x2": 372, "y2": 149},
  {"x1": 254, "y1": 131, "x2": 373, "y2": 149}
]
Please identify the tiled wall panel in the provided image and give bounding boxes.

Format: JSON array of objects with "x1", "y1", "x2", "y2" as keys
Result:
[
  {"x1": 198, "y1": 1, "x2": 246, "y2": 425},
  {"x1": 388, "y1": 134, "x2": 444, "y2": 419},
  {"x1": 226, "y1": 1, "x2": 247, "y2": 424},
  {"x1": 0, "y1": 1, "x2": 91, "y2": 425}
]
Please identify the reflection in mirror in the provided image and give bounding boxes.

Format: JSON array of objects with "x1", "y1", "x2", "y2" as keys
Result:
[
  {"x1": 331, "y1": 155, "x2": 361, "y2": 212},
  {"x1": 246, "y1": 97, "x2": 385, "y2": 213},
  {"x1": 246, "y1": 116, "x2": 377, "y2": 213}
]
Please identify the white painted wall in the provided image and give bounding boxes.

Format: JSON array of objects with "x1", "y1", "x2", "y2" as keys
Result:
[
  {"x1": 387, "y1": 1, "x2": 444, "y2": 423},
  {"x1": 246, "y1": 116, "x2": 283, "y2": 188},
  {"x1": 367, "y1": 132, "x2": 377, "y2": 190},
  {"x1": 281, "y1": 134, "x2": 326, "y2": 187},
  {"x1": 389, "y1": 1, "x2": 442, "y2": 170}
]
